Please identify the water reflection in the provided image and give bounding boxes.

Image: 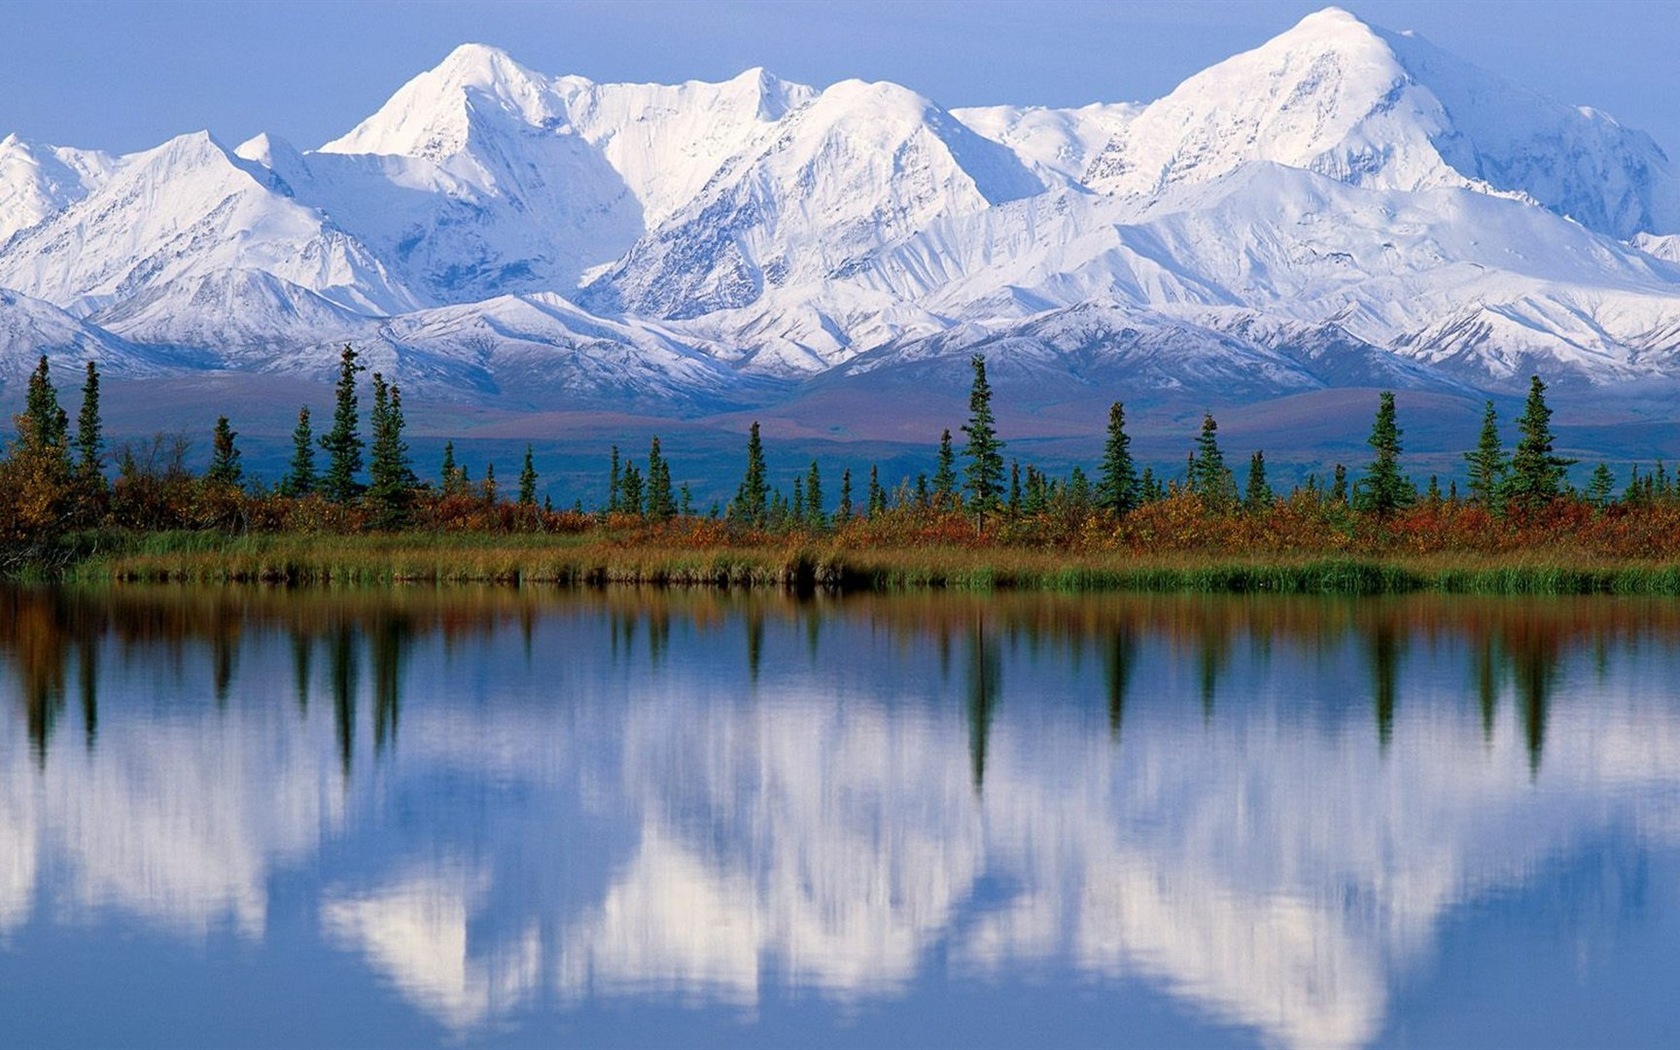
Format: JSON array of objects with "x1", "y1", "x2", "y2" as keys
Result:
[{"x1": 1, "y1": 586, "x2": 1679, "y2": 1048}]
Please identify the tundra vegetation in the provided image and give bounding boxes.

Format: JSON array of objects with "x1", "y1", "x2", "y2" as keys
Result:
[{"x1": 6, "y1": 350, "x2": 1680, "y2": 593}]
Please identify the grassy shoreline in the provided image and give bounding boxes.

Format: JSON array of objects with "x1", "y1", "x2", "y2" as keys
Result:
[{"x1": 39, "y1": 530, "x2": 1680, "y2": 595}]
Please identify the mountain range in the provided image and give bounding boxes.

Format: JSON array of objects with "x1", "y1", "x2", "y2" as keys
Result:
[{"x1": 5, "y1": 6, "x2": 1680, "y2": 464}]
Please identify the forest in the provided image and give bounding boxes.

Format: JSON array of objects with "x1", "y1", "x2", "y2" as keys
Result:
[{"x1": 7, "y1": 345, "x2": 1680, "y2": 591}]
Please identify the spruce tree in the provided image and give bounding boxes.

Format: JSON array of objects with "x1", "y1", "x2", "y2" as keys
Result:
[
  {"x1": 960, "y1": 354, "x2": 1005, "y2": 528},
  {"x1": 482, "y1": 462, "x2": 498, "y2": 505},
  {"x1": 73, "y1": 360, "x2": 104, "y2": 489},
  {"x1": 620, "y1": 463, "x2": 643, "y2": 517},
  {"x1": 607, "y1": 445, "x2": 621, "y2": 513},
  {"x1": 838, "y1": 468, "x2": 854, "y2": 522},
  {"x1": 735, "y1": 422, "x2": 768, "y2": 525},
  {"x1": 1586, "y1": 463, "x2": 1615, "y2": 508},
  {"x1": 932, "y1": 429, "x2": 957, "y2": 508},
  {"x1": 1356, "y1": 391, "x2": 1411, "y2": 516},
  {"x1": 645, "y1": 437, "x2": 675, "y2": 521},
  {"x1": 366, "y1": 375, "x2": 414, "y2": 528},
  {"x1": 319, "y1": 345, "x2": 365, "y2": 503},
  {"x1": 6, "y1": 356, "x2": 72, "y2": 532},
  {"x1": 792, "y1": 476, "x2": 805, "y2": 523},
  {"x1": 805, "y1": 459, "x2": 824, "y2": 527},
  {"x1": 1008, "y1": 461, "x2": 1022, "y2": 515},
  {"x1": 1188, "y1": 411, "x2": 1233, "y2": 505},
  {"x1": 285, "y1": 406, "x2": 316, "y2": 495},
  {"x1": 21, "y1": 354, "x2": 70, "y2": 457},
  {"x1": 518, "y1": 445, "x2": 538, "y2": 507},
  {"x1": 1464, "y1": 400, "x2": 1507, "y2": 510},
  {"x1": 1331, "y1": 463, "x2": 1349, "y2": 504},
  {"x1": 206, "y1": 416, "x2": 243, "y2": 487},
  {"x1": 1503, "y1": 375, "x2": 1574, "y2": 511},
  {"x1": 1097, "y1": 401, "x2": 1138, "y2": 515},
  {"x1": 1244, "y1": 450, "x2": 1272, "y2": 510},
  {"x1": 867, "y1": 464, "x2": 886, "y2": 516}
]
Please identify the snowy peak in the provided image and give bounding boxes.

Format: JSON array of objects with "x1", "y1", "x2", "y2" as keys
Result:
[
  {"x1": 1084, "y1": 7, "x2": 1460, "y2": 198},
  {"x1": 319, "y1": 43, "x2": 560, "y2": 159},
  {"x1": 587, "y1": 77, "x2": 1044, "y2": 321},
  {"x1": 1084, "y1": 6, "x2": 1680, "y2": 239},
  {"x1": 0, "y1": 135, "x2": 115, "y2": 246}
]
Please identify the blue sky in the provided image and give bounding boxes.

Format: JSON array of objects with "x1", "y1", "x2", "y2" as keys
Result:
[{"x1": 4, "y1": 1, "x2": 1678, "y2": 155}]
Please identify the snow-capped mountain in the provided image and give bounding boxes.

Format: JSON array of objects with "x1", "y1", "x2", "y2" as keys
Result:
[{"x1": 5, "y1": 7, "x2": 1680, "y2": 415}]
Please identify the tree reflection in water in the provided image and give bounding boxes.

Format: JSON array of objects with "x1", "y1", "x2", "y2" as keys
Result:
[{"x1": 0, "y1": 584, "x2": 1676, "y2": 1050}]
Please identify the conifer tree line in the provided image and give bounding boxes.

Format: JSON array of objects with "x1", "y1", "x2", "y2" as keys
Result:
[{"x1": 0, "y1": 345, "x2": 1672, "y2": 550}]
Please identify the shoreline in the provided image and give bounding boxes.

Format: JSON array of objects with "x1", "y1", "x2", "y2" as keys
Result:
[{"x1": 33, "y1": 531, "x2": 1680, "y2": 595}]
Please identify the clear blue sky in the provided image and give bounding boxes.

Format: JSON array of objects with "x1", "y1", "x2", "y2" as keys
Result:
[{"x1": 4, "y1": 1, "x2": 1678, "y2": 155}]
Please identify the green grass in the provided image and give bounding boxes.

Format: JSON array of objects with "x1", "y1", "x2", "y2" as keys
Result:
[{"x1": 44, "y1": 530, "x2": 1680, "y2": 596}]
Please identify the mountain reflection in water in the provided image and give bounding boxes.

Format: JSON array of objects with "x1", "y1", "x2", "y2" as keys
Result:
[{"x1": 1, "y1": 585, "x2": 1678, "y2": 1049}]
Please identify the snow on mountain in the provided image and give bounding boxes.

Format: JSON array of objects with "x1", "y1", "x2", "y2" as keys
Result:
[
  {"x1": 0, "y1": 287, "x2": 178, "y2": 382},
  {"x1": 0, "y1": 130, "x2": 413, "y2": 348},
  {"x1": 1082, "y1": 8, "x2": 1680, "y2": 241},
  {"x1": 4, "y1": 10, "x2": 1680, "y2": 411},
  {"x1": 584, "y1": 78, "x2": 1045, "y2": 322},
  {"x1": 295, "y1": 45, "x2": 814, "y2": 301},
  {"x1": 952, "y1": 102, "x2": 1137, "y2": 185},
  {"x1": 0, "y1": 135, "x2": 115, "y2": 247}
]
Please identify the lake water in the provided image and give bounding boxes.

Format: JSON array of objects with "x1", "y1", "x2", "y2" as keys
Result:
[{"x1": 1, "y1": 584, "x2": 1677, "y2": 1049}]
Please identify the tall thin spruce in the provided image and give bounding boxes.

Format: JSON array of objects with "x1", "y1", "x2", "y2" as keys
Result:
[
  {"x1": 1356, "y1": 391, "x2": 1411, "y2": 516},
  {"x1": 285, "y1": 406, "x2": 316, "y2": 495},
  {"x1": 960, "y1": 354, "x2": 1004, "y2": 531},
  {"x1": 319, "y1": 345, "x2": 365, "y2": 503},
  {"x1": 1097, "y1": 401, "x2": 1138, "y2": 515},
  {"x1": 1504, "y1": 375, "x2": 1575, "y2": 510},
  {"x1": 1464, "y1": 400, "x2": 1507, "y2": 510}
]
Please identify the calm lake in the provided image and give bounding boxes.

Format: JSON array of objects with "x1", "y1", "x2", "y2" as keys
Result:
[{"x1": 1, "y1": 584, "x2": 1677, "y2": 1049}]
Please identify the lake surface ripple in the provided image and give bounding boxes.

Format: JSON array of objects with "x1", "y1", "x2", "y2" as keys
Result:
[{"x1": 1, "y1": 585, "x2": 1677, "y2": 1049}]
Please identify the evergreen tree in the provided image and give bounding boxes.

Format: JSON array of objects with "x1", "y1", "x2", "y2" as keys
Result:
[
  {"x1": 960, "y1": 354, "x2": 1005, "y2": 528},
  {"x1": 1140, "y1": 466, "x2": 1161, "y2": 503},
  {"x1": 735, "y1": 422, "x2": 768, "y2": 525},
  {"x1": 1188, "y1": 412, "x2": 1234, "y2": 505},
  {"x1": 867, "y1": 464, "x2": 886, "y2": 516},
  {"x1": 1097, "y1": 401, "x2": 1139, "y2": 515},
  {"x1": 482, "y1": 462, "x2": 498, "y2": 504},
  {"x1": 1425, "y1": 474, "x2": 1442, "y2": 505},
  {"x1": 366, "y1": 374, "x2": 414, "y2": 528},
  {"x1": 518, "y1": 445, "x2": 539, "y2": 507},
  {"x1": 73, "y1": 360, "x2": 104, "y2": 490},
  {"x1": 1008, "y1": 460, "x2": 1022, "y2": 515},
  {"x1": 285, "y1": 406, "x2": 316, "y2": 495},
  {"x1": 1586, "y1": 463, "x2": 1615, "y2": 508},
  {"x1": 1067, "y1": 466, "x2": 1092, "y2": 508},
  {"x1": 645, "y1": 437, "x2": 675, "y2": 521},
  {"x1": 21, "y1": 354, "x2": 70, "y2": 456},
  {"x1": 1355, "y1": 391, "x2": 1411, "y2": 516},
  {"x1": 838, "y1": 468, "x2": 854, "y2": 522},
  {"x1": 932, "y1": 429, "x2": 957, "y2": 508},
  {"x1": 1244, "y1": 450, "x2": 1272, "y2": 510},
  {"x1": 619, "y1": 463, "x2": 643, "y2": 517},
  {"x1": 914, "y1": 474, "x2": 930, "y2": 508},
  {"x1": 206, "y1": 416, "x2": 243, "y2": 487},
  {"x1": 319, "y1": 345, "x2": 365, "y2": 503},
  {"x1": 1503, "y1": 375, "x2": 1574, "y2": 511},
  {"x1": 792, "y1": 476, "x2": 805, "y2": 523},
  {"x1": 1331, "y1": 463, "x2": 1349, "y2": 504},
  {"x1": 607, "y1": 445, "x2": 621, "y2": 513},
  {"x1": 680, "y1": 483, "x2": 694, "y2": 516},
  {"x1": 1464, "y1": 400, "x2": 1507, "y2": 510},
  {"x1": 805, "y1": 459, "x2": 824, "y2": 527},
  {"x1": 6, "y1": 356, "x2": 74, "y2": 532}
]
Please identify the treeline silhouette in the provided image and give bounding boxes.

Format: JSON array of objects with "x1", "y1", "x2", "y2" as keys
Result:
[{"x1": 7, "y1": 347, "x2": 1680, "y2": 565}]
